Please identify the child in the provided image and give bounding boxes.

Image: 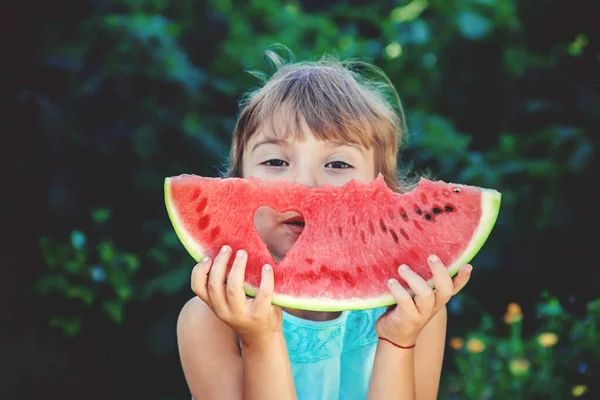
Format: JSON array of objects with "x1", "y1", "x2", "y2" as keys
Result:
[{"x1": 177, "y1": 48, "x2": 473, "y2": 400}]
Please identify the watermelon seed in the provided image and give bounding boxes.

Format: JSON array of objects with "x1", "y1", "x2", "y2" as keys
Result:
[
  {"x1": 351, "y1": 215, "x2": 357, "y2": 226},
  {"x1": 400, "y1": 229, "x2": 410, "y2": 240},
  {"x1": 420, "y1": 193, "x2": 429, "y2": 204},
  {"x1": 432, "y1": 207, "x2": 442, "y2": 214},
  {"x1": 368, "y1": 220, "x2": 375, "y2": 235},
  {"x1": 444, "y1": 205, "x2": 454, "y2": 212},
  {"x1": 360, "y1": 231, "x2": 367, "y2": 244},
  {"x1": 198, "y1": 215, "x2": 210, "y2": 230},
  {"x1": 442, "y1": 189, "x2": 451, "y2": 197},
  {"x1": 413, "y1": 220, "x2": 423, "y2": 231},
  {"x1": 389, "y1": 229, "x2": 399, "y2": 244},
  {"x1": 399, "y1": 207, "x2": 408, "y2": 220},
  {"x1": 356, "y1": 266, "x2": 364, "y2": 273},
  {"x1": 342, "y1": 271, "x2": 355, "y2": 286},
  {"x1": 190, "y1": 189, "x2": 201, "y2": 201},
  {"x1": 425, "y1": 214, "x2": 433, "y2": 221},
  {"x1": 209, "y1": 226, "x2": 220, "y2": 240},
  {"x1": 379, "y1": 219, "x2": 388, "y2": 232},
  {"x1": 196, "y1": 197, "x2": 208, "y2": 213},
  {"x1": 415, "y1": 206, "x2": 422, "y2": 215},
  {"x1": 453, "y1": 188, "x2": 461, "y2": 193},
  {"x1": 304, "y1": 271, "x2": 319, "y2": 282},
  {"x1": 305, "y1": 258, "x2": 314, "y2": 265},
  {"x1": 387, "y1": 208, "x2": 395, "y2": 219}
]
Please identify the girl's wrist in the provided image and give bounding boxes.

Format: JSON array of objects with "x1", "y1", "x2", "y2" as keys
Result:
[
  {"x1": 377, "y1": 335, "x2": 416, "y2": 350},
  {"x1": 239, "y1": 330, "x2": 283, "y2": 351}
]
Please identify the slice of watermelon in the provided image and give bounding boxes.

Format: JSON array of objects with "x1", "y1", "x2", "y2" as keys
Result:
[{"x1": 165, "y1": 174, "x2": 501, "y2": 311}]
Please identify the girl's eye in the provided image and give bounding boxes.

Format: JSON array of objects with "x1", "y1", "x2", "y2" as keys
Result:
[
  {"x1": 326, "y1": 161, "x2": 353, "y2": 169},
  {"x1": 261, "y1": 159, "x2": 289, "y2": 167}
]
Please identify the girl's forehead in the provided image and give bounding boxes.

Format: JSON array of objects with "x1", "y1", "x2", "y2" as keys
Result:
[
  {"x1": 246, "y1": 128, "x2": 365, "y2": 150},
  {"x1": 246, "y1": 112, "x2": 368, "y2": 149}
]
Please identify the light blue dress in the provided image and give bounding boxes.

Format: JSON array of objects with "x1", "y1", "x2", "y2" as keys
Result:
[{"x1": 282, "y1": 307, "x2": 388, "y2": 400}]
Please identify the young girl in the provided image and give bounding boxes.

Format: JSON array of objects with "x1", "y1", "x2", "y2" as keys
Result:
[{"x1": 177, "y1": 49, "x2": 473, "y2": 400}]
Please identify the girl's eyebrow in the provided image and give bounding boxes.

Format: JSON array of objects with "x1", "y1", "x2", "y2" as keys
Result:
[
  {"x1": 325, "y1": 141, "x2": 365, "y2": 155},
  {"x1": 251, "y1": 138, "x2": 365, "y2": 155},
  {"x1": 251, "y1": 138, "x2": 289, "y2": 153}
]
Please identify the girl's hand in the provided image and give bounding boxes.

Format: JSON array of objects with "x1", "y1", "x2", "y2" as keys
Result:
[
  {"x1": 375, "y1": 255, "x2": 472, "y2": 347},
  {"x1": 191, "y1": 245, "x2": 283, "y2": 346}
]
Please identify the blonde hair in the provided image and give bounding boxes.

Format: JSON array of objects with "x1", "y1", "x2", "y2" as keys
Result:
[{"x1": 224, "y1": 47, "x2": 414, "y2": 193}]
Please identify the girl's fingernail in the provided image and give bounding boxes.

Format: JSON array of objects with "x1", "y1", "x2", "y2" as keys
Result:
[
  {"x1": 236, "y1": 250, "x2": 245, "y2": 259},
  {"x1": 201, "y1": 257, "x2": 210, "y2": 263},
  {"x1": 263, "y1": 264, "x2": 272, "y2": 271},
  {"x1": 428, "y1": 255, "x2": 439, "y2": 263},
  {"x1": 388, "y1": 279, "x2": 398, "y2": 286},
  {"x1": 221, "y1": 245, "x2": 230, "y2": 254},
  {"x1": 399, "y1": 264, "x2": 409, "y2": 272}
]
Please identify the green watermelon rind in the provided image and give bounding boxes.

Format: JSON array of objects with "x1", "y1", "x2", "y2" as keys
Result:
[
  {"x1": 166, "y1": 178, "x2": 502, "y2": 311},
  {"x1": 165, "y1": 178, "x2": 209, "y2": 264}
]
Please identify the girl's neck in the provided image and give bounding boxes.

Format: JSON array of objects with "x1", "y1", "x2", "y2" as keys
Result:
[{"x1": 283, "y1": 308, "x2": 342, "y2": 322}]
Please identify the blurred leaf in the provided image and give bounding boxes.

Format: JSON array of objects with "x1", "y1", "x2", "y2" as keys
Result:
[
  {"x1": 141, "y1": 268, "x2": 190, "y2": 298},
  {"x1": 390, "y1": 0, "x2": 429, "y2": 23},
  {"x1": 50, "y1": 317, "x2": 82, "y2": 337},
  {"x1": 65, "y1": 286, "x2": 94, "y2": 305},
  {"x1": 537, "y1": 297, "x2": 564, "y2": 318},
  {"x1": 148, "y1": 247, "x2": 170, "y2": 266},
  {"x1": 133, "y1": 125, "x2": 158, "y2": 159},
  {"x1": 71, "y1": 230, "x2": 86, "y2": 249},
  {"x1": 103, "y1": 301, "x2": 124, "y2": 324},
  {"x1": 89, "y1": 265, "x2": 107, "y2": 283},
  {"x1": 568, "y1": 34, "x2": 589, "y2": 57},
  {"x1": 568, "y1": 138, "x2": 593, "y2": 173},
  {"x1": 384, "y1": 42, "x2": 403, "y2": 59},
  {"x1": 35, "y1": 275, "x2": 69, "y2": 295},
  {"x1": 456, "y1": 10, "x2": 492, "y2": 40},
  {"x1": 587, "y1": 299, "x2": 600, "y2": 315},
  {"x1": 117, "y1": 286, "x2": 133, "y2": 302},
  {"x1": 123, "y1": 254, "x2": 140, "y2": 272},
  {"x1": 92, "y1": 207, "x2": 112, "y2": 223},
  {"x1": 97, "y1": 240, "x2": 117, "y2": 264}
]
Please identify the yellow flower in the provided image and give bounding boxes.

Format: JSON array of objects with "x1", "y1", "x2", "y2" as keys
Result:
[
  {"x1": 571, "y1": 384, "x2": 588, "y2": 397},
  {"x1": 504, "y1": 302, "x2": 523, "y2": 324},
  {"x1": 537, "y1": 332, "x2": 558, "y2": 348},
  {"x1": 509, "y1": 358, "x2": 530, "y2": 376},
  {"x1": 449, "y1": 337, "x2": 464, "y2": 350},
  {"x1": 466, "y1": 338, "x2": 485, "y2": 354},
  {"x1": 507, "y1": 302, "x2": 522, "y2": 314}
]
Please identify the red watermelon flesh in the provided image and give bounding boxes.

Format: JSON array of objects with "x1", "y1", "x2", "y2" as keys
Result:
[{"x1": 165, "y1": 174, "x2": 501, "y2": 311}]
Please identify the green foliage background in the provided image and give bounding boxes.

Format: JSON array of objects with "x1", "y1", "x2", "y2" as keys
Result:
[{"x1": 2, "y1": 0, "x2": 598, "y2": 399}]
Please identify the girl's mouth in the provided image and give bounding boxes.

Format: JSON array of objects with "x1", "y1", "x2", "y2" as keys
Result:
[{"x1": 282, "y1": 214, "x2": 305, "y2": 235}]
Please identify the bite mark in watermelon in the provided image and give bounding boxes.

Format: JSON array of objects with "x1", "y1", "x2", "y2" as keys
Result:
[{"x1": 165, "y1": 174, "x2": 501, "y2": 311}]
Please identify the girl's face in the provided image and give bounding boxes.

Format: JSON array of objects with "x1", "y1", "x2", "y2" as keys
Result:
[{"x1": 242, "y1": 120, "x2": 376, "y2": 261}]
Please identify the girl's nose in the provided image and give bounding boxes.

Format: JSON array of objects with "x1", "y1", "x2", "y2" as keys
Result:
[{"x1": 292, "y1": 167, "x2": 319, "y2": 188}]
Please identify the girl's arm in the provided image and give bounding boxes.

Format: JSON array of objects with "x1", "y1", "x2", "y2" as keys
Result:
[
  {"x1": 177, "y1": 296, "x2": 297, "y2": 400},
  {"x1": 367, "y1": 307, "x2": 447, "y2": 400},
  {"x1": 178, "y1": 247, "x2": 297, "y2": 400},
  {"x1": 371, "y1": 255, "x2": 472, "y2": 400}
]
